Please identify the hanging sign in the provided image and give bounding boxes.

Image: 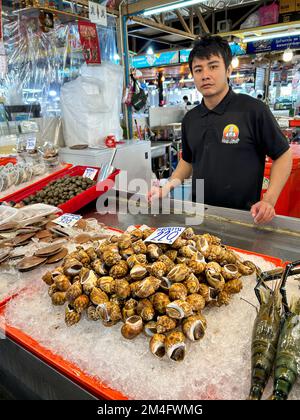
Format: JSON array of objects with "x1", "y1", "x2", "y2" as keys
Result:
[
  {"x1": 78, "y1": 20, "x2": 101, "y2": 64},
  {"x1": 89, "y1": 1, "x2": 107, "y2": 27},
  {"x1": 247, "y1": 35, "x2": 300, "y2": 54}
]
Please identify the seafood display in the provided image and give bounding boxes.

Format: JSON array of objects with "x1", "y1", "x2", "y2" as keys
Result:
[
  {"x1": 42, "y1": 226, "x2": 255, "y2": 362},
  {"x1": 249, "y1": 260, "x2": 300, "y2": 400}
]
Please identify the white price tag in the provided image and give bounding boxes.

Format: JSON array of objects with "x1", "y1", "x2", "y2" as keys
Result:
[
  {"x1": 83, "y1": 167, "x2": 98, "y2": 180},
  {"x1": 53, "y1": 213, "x2": 82, "y2": 228},
  {"x1": 144, "y1": 227, "x2": 186, "y2": 245},
  {"x1": 26, "y1": 137, "x2": 36, "y2": 150}
]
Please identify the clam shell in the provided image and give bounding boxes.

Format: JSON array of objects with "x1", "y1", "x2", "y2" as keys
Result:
[
  {"x1": 46, "y1": 248, "x2": 68, "y2": 264},
  {"x1": 17, "y1": 256, "x2": 47, "y2": 272},
  {"x1": 0, "y1": 250, "x2": 10, "y2": 264},
  {"x1": 74, "y1": 233, "x2": 92, "y2": 244},
  {"x1": 49, "y1": 225, "x2": 70, "y2": 237},
  {"x1": 35, "y1": 243, "x2": 64, "y2": 258},
  {"x1": 0, "y1": 222, "x2": 19, "y2": 232},
  {"x1": 12, "y1": 232, "x2": 36, "y2": 247},
  {"x1": 34, "y1": 229, "x2": 52, "y2": 240}
]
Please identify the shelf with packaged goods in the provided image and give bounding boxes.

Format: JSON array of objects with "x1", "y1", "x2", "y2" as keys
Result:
[{"x1": 217, "y1": 20, "x2": 300, "y2": 40}]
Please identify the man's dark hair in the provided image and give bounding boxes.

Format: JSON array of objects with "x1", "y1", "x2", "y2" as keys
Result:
[
  {"x1": 188, "y1": 35, "x2": 232, "y2": 73},
  {"x1": 183, "y1": 95, "x2": 188, "y2": 100}
]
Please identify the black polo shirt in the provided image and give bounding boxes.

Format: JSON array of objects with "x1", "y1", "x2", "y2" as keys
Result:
[{"x1": 181, "y1": 88, "x2": 290, "y2": 210}]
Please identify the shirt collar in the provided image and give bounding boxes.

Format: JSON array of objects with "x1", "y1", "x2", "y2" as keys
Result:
[{"x1": 198, "y1": 87, "x2": 235, "y2": 117}]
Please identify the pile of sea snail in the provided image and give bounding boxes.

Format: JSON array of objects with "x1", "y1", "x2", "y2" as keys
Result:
[{"x1": 42, "y1": 227, "x2": 256, "y2": 362}]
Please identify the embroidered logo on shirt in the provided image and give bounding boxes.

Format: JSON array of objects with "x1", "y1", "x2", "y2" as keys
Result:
[{"x1": 222, "y1": 124, "x2": 240, "y2": 144}]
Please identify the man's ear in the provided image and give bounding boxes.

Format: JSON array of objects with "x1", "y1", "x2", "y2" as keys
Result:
[{"x1": 227, "y1": 64, "x2": 233, "y2": 79}]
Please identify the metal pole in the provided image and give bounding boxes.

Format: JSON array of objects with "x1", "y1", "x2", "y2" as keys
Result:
[{"x1": 122, "y1": 14, "x2": 133, "y2": 139}]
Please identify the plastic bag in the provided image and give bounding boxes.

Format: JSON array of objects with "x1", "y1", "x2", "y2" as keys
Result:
[
  {"x1": 240, "y1": 11, "x2": 260, "y2": 29},
  {"x1": 61, "y1": 62, "x2": 123, "y2": 146},
  {"x1": 259, "y1": 3, "x2": 279, "y2": 26},
  {"x1": 130, "y1": 74, "x2": 148, "y2": 111}
]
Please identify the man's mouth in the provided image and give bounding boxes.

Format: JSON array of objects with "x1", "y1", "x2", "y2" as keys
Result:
[{"x1": 202, "y1": 84, "x2": 213, "y2": 89}]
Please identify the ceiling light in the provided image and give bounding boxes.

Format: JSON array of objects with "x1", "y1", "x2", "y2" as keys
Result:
[
  {"x1": 283, "y1": 48, "x2": 293, "y2": 62},
  {"x1": 49, "y1": 90, "x2": 57, "y2": 97},
  {"x1": 144, "y1": 0, "x2": 206, "y2": 16},
  {"x1": 146, "y1": 47, "x2": 154, "y2": 55},
  {"x1": 231, "y1": 56, "x2": 239, "y2": 69},
  {"x1": 243, "y1": 30, "x2": 300, "y2": 43}
]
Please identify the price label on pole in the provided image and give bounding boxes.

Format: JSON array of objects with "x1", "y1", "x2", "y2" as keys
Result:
[
  {"x1": 83, "y1": 167, "x2": 98, "y2": 180},
  {"x1": 144, "y1": 227, "x2": 186, "y2": 245},
  {"x1": 53, "y1": 213, "x2": 82, "y2": 228},
  {"x1": 26, "y1": 137, "x2": 36, "y2": 151}
]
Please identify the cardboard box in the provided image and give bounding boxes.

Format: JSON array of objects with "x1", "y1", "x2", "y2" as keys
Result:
[{"x1": 280, "y1": 0, "x2": 296, "y2": 13}]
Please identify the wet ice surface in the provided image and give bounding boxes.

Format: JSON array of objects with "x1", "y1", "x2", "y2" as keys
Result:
[{"x1": 3, "y1": 253, "x2": 300, "y2": 400}]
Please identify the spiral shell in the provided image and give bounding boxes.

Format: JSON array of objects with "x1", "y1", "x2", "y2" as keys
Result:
[
  {"x1": 73, "y1": 248, "x2": 91, "y2": 265},
  {"x1": 98, "y1": 301, "x2": 122, "y2": 326},
  {"x1": 196, "y1": 236, "x2": 211, "y2": 258},
  {"x1": 85, "y1": 247, "x2": 98, "y2": 262},
  {"x1": 224, "y1": 278, "x2": 243, "y2": 294},
  {"x1": 132, "y1": 239, "x2": 147, "y2": 254},
  {"x1": 182, "y1": 314, "x2": 207, "y2": 341},
  {"x1": 80, "y1": 269, "x2": 98, "y2": 294},
  {"x1": 63, "y1": 258, "x2": 83, "y2": 277},
  {"x1": 186, "y1": 293, "x2": 205, "y2": 312},
  {"x1": 149, "y1": 261, "x2": 167, "y2": 278},
  {"x1": 149, "y1": 333, "x2": 166, "y2": 358},
  {"x1": 166, "y1": 300, "x2": 193, "y2": 319},
  {"x1": 144, "y1": 321, "x2": 157, "y2": 337},
  {"x1": 202, "y1": 233, "x2": 221, "y2": 245},
  {"x1": 51, "y1": 291, "x2": 66, "y2": 305},
  {"x1": 152, "y1": 292, "x2": 170, "y2": 314},
  {"x1": 147, "y1": 243, "x2": 162, "y2": 260},
  {"x1": 66, "y1": 281, "x2": 83, "y2": 303},
  {"x1": 169, "y1": 283, "x2": 188, "y2": 301},
  {"x1": 165, "y1": 250, "x2": 177, "y2": 262},
  {"x1": 206, "y1": 261, "x2": 222, "y2": 273},
  {"x1": 198, "y1": 284, "x2": 210, "y2": 302},
  {"x1": 122, "y1": 298, "x2": 138, "y2": 320},
  {"x1": 96, "y1": 276, "x2": 115, "y2": 294},
  {"x1": 91, "y1": 259, "x2": 108, "y2": 276},
  {"x1": 115, "y1": 279, "x2": 131, "y2": 299},
  {"x1": 65, "y1": 305, "x2": 81, "y2": 326},
  {"x1": 184, "y1": 273, "x2": 200, "y2": 294},
  {"x1": 48, "y1": 284, "x2": 57, "y2": 297},
  {"x1": 159, "y1": 276, "x2": 172, "y2": 292},
  {"x1": 73, "y1": 294, "x2": 89, "y2": 313},
  {"x1": 87, "y1": 304, "x2": 101, "y2": 321},
  {"x1": 95, "y1": 239, "x2": 110, "y2": 257},
  {"x1": 130, "y1": 264, "x2": 148, "y2": 280},
  {"x1": 142, "y1": 228, "x2": 156, "y2": 240},
  {"x1": 167, "y1": 264, "x2": 190, "y2": 282},
  {"x1": 136, "y1": 299, "x2": 155, "y2": 321},
  {"x1": 156, "y1": 315, "x2": 177, "y2": 334},
  {"x1": 236, "y1": 260, "x2": 256, "y2": 275},
  {"x1": 109, "y1": 260, "x2": 129, "y2": 279},
  {"x1": 206, "y1": 270, "x2": 225, "y2": 291},
  {"x1": 121, "y1": 315, "x2": 143, "y2": 339},
  {"x1": 217, "y1": 290, "x2": 231, "y2": 306},
  {"x1": 103, "y1": 250, "x2": 122, "y2": 267},
  {"x1": 90, "y1": 287, "x2": 109, "y2": 305},
  {"x1": 158, "y1": 255, "x2": 175, "y2": 272},
  {"x1": 171, "y1": 237, "x2": 187, "y2": 249},
  {"x1": 130, "y1": 229, "x2": 144, "y2": 242},
  {"x1": 221, "y1": 264, "x2": 239, "y2": 280},
  {"x1": 118, "y1": 234, "x2": 132, "y2": 250},
  {"x1": 134, "y1": 276, "x2": 161, "y2": 299},
  {"x1": 127, "y1": 254, "x2": 147, "y2": 269},
  {"x1": 179, "y1": 245, "x2": 197, "y2": 258},
  {"x1": 42, "y1": 271, "x2": 54, "y2": 286},
  {"x1": 165, "y1": 331, "x2": 186, "y2": 362},
  {"x1": 188, "y1": 260, "x2": 207, "y2": 275},
  {"x1": 181, "y1": 227, "x2": 195, "y2": 240},
  {"x1": 54, "y1": 274, "x2": 72, "y2": 292}
]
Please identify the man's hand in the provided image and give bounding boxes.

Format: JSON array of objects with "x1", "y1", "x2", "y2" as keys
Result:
[
  {"x1": 147, "y1": 186, "x2": 167, "y2": 203},
  {"x1": 250, "y1": 200, "x2": 276, "y2": 224}
]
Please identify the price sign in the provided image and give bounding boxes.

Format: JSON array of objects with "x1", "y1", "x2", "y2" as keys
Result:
[
  {"x1": 144, "y1": 227, "x2": 185, "y2": 245},
  {"x1": 83, "y1": 167, "x2": 98, "y2": 180},
  {"x1": 26, "y1": 137, "x2": 36, "y2": 151},
  {"x1": 53, "y1": 213, "x2": 82, "y2": 228}
]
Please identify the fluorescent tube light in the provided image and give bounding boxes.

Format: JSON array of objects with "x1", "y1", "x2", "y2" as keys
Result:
[
  {"x1": 144, "y1": 0, "x2": 205, "y2": 16},
  {"x1": 244, "y1": 30, "x2": 300, "y2": 43}
]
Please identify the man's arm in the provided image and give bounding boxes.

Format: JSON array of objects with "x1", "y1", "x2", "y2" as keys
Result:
[
  {"x1": 148, "y1": 159, "x2": 192, "y2": 201},
  {"x1": 251, "y1": 149, "x2": 292, "y2": 224}
]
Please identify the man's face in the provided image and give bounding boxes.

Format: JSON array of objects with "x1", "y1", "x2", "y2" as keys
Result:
[{"x1": 191, "y1": 54, "x2": 232, "y2": 98}]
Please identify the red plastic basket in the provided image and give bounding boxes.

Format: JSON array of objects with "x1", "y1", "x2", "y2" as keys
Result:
[{"x1": 0, "y1": 165, "x2": 120, "y2": 214}]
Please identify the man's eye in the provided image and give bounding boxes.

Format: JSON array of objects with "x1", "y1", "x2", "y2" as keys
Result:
[{"x1": 210, "y1": 65, "x2": 218, "y2": 70}]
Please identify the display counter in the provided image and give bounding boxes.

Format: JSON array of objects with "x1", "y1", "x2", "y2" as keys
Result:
[{"x1": 0, "y1": 197, "x2": 299, "y2": 400}]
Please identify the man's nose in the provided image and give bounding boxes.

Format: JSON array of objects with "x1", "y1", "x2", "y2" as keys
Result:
[{"x1": 201, "y1": 69, "x2": 210, "y2": 80}]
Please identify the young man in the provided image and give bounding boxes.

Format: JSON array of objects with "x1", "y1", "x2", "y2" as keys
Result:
[{"x1": 148, "y1": 36, "x2": 292, "y2": 224}]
